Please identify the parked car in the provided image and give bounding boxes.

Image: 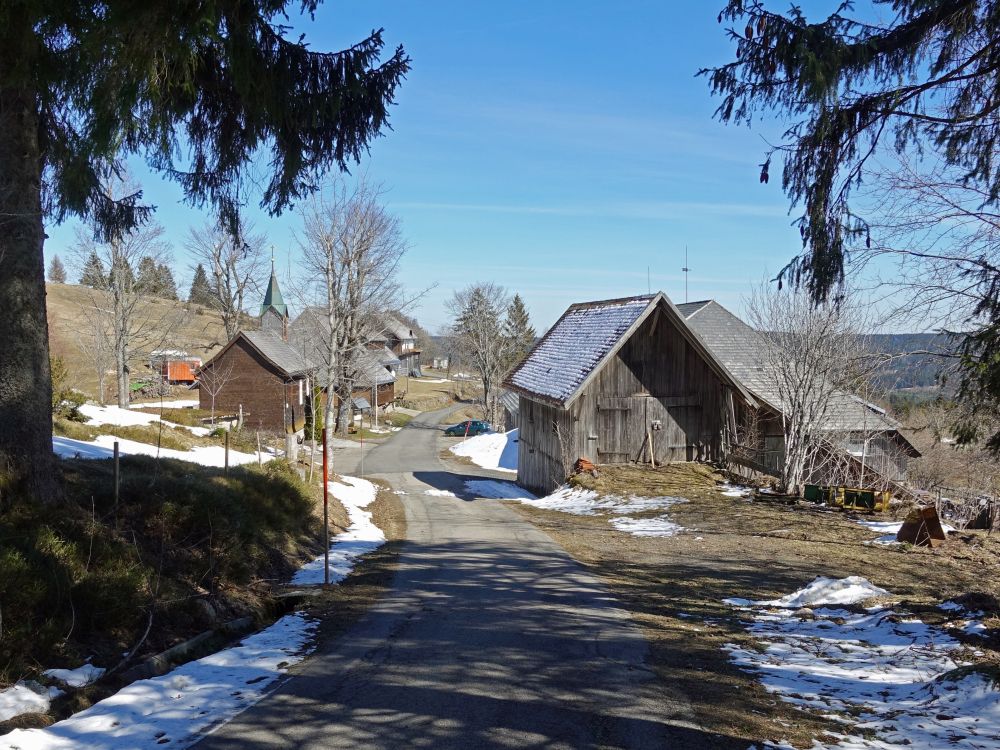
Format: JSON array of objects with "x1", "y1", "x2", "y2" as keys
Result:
[{"x1": 444, "y1": 420, "x2": 491, "y2": 437}]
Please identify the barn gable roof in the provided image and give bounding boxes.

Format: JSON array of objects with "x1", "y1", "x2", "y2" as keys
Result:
[
  {"x1": 505, "y1": 293, "x2": 756, "y2": 409},
  {"x1": 679, "y1": 300, "x2": 913, "y2": 443},
  {"x1": 202, "y1": 330, "x2": 314, "y2": 379}
]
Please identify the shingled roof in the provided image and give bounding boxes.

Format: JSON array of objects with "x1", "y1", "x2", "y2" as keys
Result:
[
  {"x1": 505, "y1": 293, "x2": 755, "y2": 409},
  {"x1": 679, "y1": 300, "x2": 903, "y2": 434},
  {"x1": 200, "y1": 329, "x2": 314, "y2": 379}
]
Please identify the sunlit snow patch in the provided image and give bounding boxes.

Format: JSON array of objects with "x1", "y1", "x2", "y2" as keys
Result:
[
  {"x1": 464, "y1": 479, "x2": 535, "y2": 500},
  {"x1": 291, "y1": 477, "x2": 384, "y2": 586},
  {"x1": 0, "y1": 683, "x2": 62, "y2": 723},
  {"x1": 608, "y1": 515, "x2": 683, "y2": 537},
  {"x1": 43, "y1": 663, "x2": 105, "y2": 688},
  {"x1": 723, "y1": 577, "x2": 1000, "y2": 749},
  {"x1": 0, "y1": 614, "x2": 316, "y2": 750},
  {"x1": 449, "y1": 429, "x2": 518, "y2": 473}
]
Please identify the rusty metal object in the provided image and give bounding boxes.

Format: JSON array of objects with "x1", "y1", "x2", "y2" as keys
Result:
[{"x1": 896, "y1": 506, "x2": 948, "y2": 547}]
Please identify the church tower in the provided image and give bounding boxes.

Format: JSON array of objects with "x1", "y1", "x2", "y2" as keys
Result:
[{"x1": 260, "y1": 256, "x2": 289, "y2": 339}]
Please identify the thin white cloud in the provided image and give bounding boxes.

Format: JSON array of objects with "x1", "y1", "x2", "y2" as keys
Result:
[{"x1": 392, "y1": 199, "x2": 789, "y2": 220}]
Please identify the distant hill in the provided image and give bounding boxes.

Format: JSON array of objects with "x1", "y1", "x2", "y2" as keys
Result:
[
  {"x1": 868, "y1": 332, "x2": 957, "y2": 391},
  {"x1": 46, "y1": 282, "x2": 229, "y2": 397}
]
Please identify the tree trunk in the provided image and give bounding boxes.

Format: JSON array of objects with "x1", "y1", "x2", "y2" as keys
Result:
[{"x1": 0, "y1": 19, "x2": 61, "y2": 502}]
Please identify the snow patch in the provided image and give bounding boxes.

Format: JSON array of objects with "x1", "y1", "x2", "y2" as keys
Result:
[
  {"x1": 80, "y1": 403, "x2": 211, "y2": 437},
  {"x1": 423, "y1": 489, "x2": 456, "y2": 497},
  {"x1": 128, "y1": 399, "x2": 199, "y2": 410},
  {"x1": 724, "y1": 576, "x2": 889, "y2": 609},
  {"x1": 0, "y1": 614, "x2": 316, "y2": 750},
  {"x1": 464, "y1": 479, "x2": 535, "y2": 500},
  {"x1": 724, "y1": 578, "x2": 1000, "y2": 749},
  {"x1": 513, "y1": 485, "x2": 688, "y2": 538},
  {"x1": 608, "y1": 515, "x2": 683, "y2": 537},
  {"x1": 291, "y1": 477, "x2": 384, "y2": 586},
  {"x1": 43, "y1": 663, "x2": 105, "y2": 688},
  {"x1": 449, "y1": 429, "x2": 518, "y2": 473},
  {"x1": 53, "y1": 435, "x2": 264, "y2": 468},
  {"x1": 0, "y1": 683, "x2": 61, "y2": 723}
]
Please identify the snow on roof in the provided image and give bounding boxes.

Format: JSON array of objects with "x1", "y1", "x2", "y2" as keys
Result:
[{"x1": 506, "y1": 295, "x2": 652, "y2": 406}]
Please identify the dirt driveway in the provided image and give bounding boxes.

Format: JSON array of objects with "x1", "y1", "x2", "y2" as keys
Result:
[{"x1": 505, "y1": 464, "x2": 1000, "y2": 748}]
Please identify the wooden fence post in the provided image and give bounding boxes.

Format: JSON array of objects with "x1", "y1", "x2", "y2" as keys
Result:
[
  {"x1": 113, "y1": 440, "x2": 120, "y2": 509},
  {"x1": 224, "y1": 430, "x2": 229, "y2": 475}
]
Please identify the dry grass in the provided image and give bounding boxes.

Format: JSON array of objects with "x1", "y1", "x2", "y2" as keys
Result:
[
  {"x1": 46, "y1": 282, "x2": 228, "y2": 398},
  {"x1": 508, "y1": 463, "x2": 1000, "y2": 749},
  {"x1": 439, "y1": 404, "x2": 484, "y2": 424}
]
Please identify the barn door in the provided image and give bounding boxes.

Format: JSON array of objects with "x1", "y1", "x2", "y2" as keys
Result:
[{"x1": 597, "y1": 396, "x2": 647, "y2": 462}]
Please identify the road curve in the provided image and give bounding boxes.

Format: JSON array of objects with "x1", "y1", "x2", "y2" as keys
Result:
[{"x1": 195, "y1": 406, "x2": 704, "y2": 749}]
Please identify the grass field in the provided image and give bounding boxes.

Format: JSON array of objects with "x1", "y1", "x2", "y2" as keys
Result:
[
  {"x1": 46, "y1": 282, "x2": 228, "y2": 398},
  {"x1": 507, "y1": 463, "x2": 1000, "y2": 748}
]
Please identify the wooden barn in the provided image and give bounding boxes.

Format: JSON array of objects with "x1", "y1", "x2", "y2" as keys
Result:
[
  {"x1": 197, "y1": 329, "x2": 313, "y2": 433},
  {"x1": 505, "y1": 293, "x2": 755, "y2": 494},
  {"x1": 197, "y1": 265, "x2": 313, "y2": 433}
]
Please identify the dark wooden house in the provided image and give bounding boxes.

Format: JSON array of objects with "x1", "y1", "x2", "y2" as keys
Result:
[
  {"x1": 198, "y1": 265, "x2": 313, "y2": 433},
  {"x1": 505, "y1": 293, "x2": 755, "y2": 494},
  {"x1": 198, "y1": 329, "x2": 313, "y2": 433}
]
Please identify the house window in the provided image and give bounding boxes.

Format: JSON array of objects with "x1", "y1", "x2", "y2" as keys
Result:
[{"x1": 298, "y1": 379, "x2": 303, "y2": 405}]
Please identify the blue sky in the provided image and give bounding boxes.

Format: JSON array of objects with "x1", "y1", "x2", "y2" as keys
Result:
[{"x1": 46, "y1": 1, "x2": 824, "y2": 332}]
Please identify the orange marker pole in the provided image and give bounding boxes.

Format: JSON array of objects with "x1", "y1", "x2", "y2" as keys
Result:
[{"x1": 322, "y1": 427, "x2": 329, "y2": 587}]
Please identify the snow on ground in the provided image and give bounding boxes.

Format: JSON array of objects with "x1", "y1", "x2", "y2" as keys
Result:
[
  {"x1": 424, "y1": 489, "x2": 456, "y2": 497},
  {"x1": 718, "y1": 482, "x2": 753, "y2": 498},
  {"x1": 449, "y1": 429, "x2": 518, "y2": 473},
  {"x1": 53, "y1": 435, "x2": 264, "y2": 467},
  {"x1": 0, "y1": 684, "x2": 62, "y2": 723},
  {"x1": 725, "y1": 576, "x2": 889, "y2": 608},
  {"x1": 854, "y1": 518, "x2": 956, "y2": 546},
  {"x1": 80, "y1": 403, "x2": 211, "y2": 437},
  {"x1": 43, "y1": 664, "x2": 105, "y2": 689},
  {"x1": 482, "y1": 483, "x2": 690, "y2": 538},
  {"x1": 464, "y1": 479, "x2": 535, "y2": 500},
  {"x1": 1, "y1": 473, "x2": 384, "y2": 746},
  {"x1": 128, "y1": 399, "x2": 199, "y2": 410},
  {"x1": 0, "y1": 614, "x2": 316, "y2": 750},
  {"x1": 608, "y1": 515, "x2": 684, "y2": 537},
  {"x1": 291, "y1": 477, "x2": 385, "y2": 585},
  {"x1": 725, "y1": 576, "x2": 1000, "y2": 749}
]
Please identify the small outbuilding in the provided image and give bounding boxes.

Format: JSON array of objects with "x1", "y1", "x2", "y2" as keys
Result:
[{"x1": 505, "y1": 293, "x2": 755, "y2": 494}]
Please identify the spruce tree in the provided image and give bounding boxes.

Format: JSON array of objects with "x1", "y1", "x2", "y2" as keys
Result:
[
  {"x1": 703, "y1": 0, "x2": 1000, "y2": 447},
  {"x1": 0, "y1": 4, "x2": 409, "y2": 501},
  {"x1": 47, "y1": 255, "x2": 67, "y2": 284},
  {"x1": 156, "y1": 264, "x2": 179, "y2": 301},
  {"x1": 503, "y1": 294, "x2": 537, "y2": 368},
  {"x1": 79, "y1": 251, "x2": 107, "y2": 288},
  {"x1": 136, "y1": 256, "x2": 158, "y2": 291},
  {"x1": 189, "y1": 264, "x2": 215, "y2": 307}
]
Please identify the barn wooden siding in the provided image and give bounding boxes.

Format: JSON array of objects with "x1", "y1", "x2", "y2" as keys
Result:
[
  {"x1": 199, "y1": 338, "x2": 306, "y2": 432},
  {"x1": 517, "y1": 311, "x2": 735, "y2": 494}
]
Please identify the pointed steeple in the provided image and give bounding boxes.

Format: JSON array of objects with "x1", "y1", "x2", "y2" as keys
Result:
[{"x1": 260, "y1": 252, "x2": 288, "y2": 318}]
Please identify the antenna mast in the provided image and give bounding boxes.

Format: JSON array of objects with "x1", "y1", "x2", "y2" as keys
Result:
[{"x1": 682, "y1": 246, "x2": 691, "y2": 303}]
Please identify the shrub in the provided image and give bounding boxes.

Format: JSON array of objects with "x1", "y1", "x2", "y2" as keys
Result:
[{"x1": 0, "y1": 456, "x2": 316, "y2": 685}]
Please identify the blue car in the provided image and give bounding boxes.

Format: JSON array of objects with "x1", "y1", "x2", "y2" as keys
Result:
[{"x1": 444, "y1": 420, "x2": 491, "y2": 437}]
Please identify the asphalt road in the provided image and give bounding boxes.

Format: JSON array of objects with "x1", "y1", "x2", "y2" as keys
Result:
[{"x1": 196, "y1": 405, "x2": 704, "y2": 749}]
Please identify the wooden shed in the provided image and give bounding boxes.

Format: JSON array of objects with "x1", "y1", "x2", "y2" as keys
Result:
[
  {"x1": 505, "y1": 293, "x2": 755, "y2": 494},
  {"x1": 197, "y1": 330, "x2": 313, "y2": 433}
]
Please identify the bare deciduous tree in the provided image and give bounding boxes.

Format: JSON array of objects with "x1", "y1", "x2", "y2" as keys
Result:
[
  {"x1": 76, "y1": 181, "x2": 179, "y2": 408},
  {"x1": 197, "y1": 359, "x2": 236, "y2": 425},
  {"x1": 186, "y1": 222, "x2": 268, "y2": 340},
  {"x1": 448, "y1": 282, "x2": 514, "y2": 428},
  {"x1": 75, "y1": 306, "x2": 116, "y2": 404},
  {"x1": 745, "y1": 285, "x2": 881, "y2": 494},
  {"x1": 298, "y1": 179, "x2": 409, "y2": 453}
]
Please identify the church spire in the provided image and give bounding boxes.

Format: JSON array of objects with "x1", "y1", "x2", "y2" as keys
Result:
[{"x1": 260, "y1": 250, "x2": 288, "y2": 318}]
